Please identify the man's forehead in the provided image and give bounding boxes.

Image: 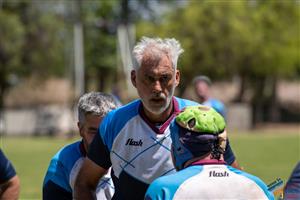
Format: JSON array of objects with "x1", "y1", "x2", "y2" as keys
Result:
[
  {"x1": 140, "y1": 53, "x2": 173, "y2": 70},
  {"x1": 85, "y1": 114, "x2": 103, "y2": 121}
]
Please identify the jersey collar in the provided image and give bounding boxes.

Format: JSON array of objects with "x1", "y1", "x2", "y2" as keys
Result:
[{"x1": 191, "y1": 159, "x2": 226, "y2": 166}]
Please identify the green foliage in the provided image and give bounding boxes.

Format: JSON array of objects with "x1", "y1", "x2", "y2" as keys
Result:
[
  {"x1": 1, "y1": 1, "x2": 66, "y2": 79},
  {"x1": 81, "y1": 0, "x2": 120, "y2": 91},
  {"x1": 136, "y1": 0, "x2": 300, "y2": 93},
  {"x1": 0, "y1": 11, "x2": 25, "y2": 71}
]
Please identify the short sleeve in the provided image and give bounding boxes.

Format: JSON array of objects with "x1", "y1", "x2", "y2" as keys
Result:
[
  {"x1": 88, "y1": 132, "x2": 112, "y2": 170},
  {"x1": 43, "y1": 158, "x2": 72, "y2": 193},
  {"x1": 0, "y1": 149, "x2": 16, "y2": 183},
  {"x1": 224, "y1": 139, "x2": 236, "y2": 165}
]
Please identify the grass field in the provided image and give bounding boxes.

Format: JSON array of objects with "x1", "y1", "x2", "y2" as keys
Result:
[{"x1": 0, "y1": 131, "x2": 299, "y2": 200}]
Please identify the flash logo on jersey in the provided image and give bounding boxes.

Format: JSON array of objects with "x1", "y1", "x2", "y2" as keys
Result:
[
  {"x1": 125, "y1": 138, "x2": 143, "y2": 146},
  {"x1": 209, "y1": 170, "x2": 229, "y2": 177}
]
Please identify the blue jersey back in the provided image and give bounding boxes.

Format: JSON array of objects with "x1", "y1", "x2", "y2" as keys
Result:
[{"x1": 146, "y1": 163, "x2": 274, "y2": 200}]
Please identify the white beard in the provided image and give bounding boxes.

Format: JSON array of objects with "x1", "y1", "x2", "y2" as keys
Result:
[{"x1": 142, "y1": 86, "x2": 175, "y2": 115}]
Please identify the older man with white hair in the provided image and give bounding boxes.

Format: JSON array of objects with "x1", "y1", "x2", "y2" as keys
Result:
[{"x1": 74, "y1": 37, "x2": 241, "y2": 200}]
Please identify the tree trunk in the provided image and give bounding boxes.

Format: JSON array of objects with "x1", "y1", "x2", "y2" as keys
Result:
[
  {"x1": 252, "y1": 76, "x2": 266, "y2": 126},
  {"x1": 269, "y1": 76, "x2": 280, "y2": 122},
  {"x1": 233, "y1": 74, "x2": 246, "y2": 103},
  {"x1": 0, "y1": 53, "x2": 9, "y2": 135}
]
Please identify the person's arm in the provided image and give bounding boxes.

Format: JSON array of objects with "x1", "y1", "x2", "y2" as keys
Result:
[
  {"x1": 224, "y1": 139, "x2": 243, "y2": 170},
  {"x1": 0, "y1": 175, "x2": 20, "y2": 200},
  {"x1": 74, "y1": 158, "x2": 108, "y2": 199},
  {"x1": 230, "y1": 160, "x2": 242, "y2": 170},
  {"x1": 0, "y1": 149, "x2": 20, "y2": 200},
  {"x1": 43, "y1": 180, "x2": 72, "y2": 200}
]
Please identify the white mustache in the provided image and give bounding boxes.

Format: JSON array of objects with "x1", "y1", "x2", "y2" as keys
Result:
[{"x1": 151, "y1": 92, "x2": 166, "y2": 99}]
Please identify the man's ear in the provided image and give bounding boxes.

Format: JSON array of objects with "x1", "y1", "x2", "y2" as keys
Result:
[
  {"x1": 175, "y1": 69, "x2": 180, "y2": 87},
  {"x1": 131, "y1": 70, "x2": 137, "y2": 88},
  {"x1": 77, "y1": 122, "x2": 83, "y2": 137}
]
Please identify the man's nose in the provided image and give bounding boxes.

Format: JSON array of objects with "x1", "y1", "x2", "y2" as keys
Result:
[{"x1": 152, "y1": 80, "x2": 162, "y2": 93}]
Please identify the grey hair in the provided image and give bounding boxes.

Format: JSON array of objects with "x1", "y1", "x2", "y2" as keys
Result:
[
  {"x1": 77, "y1": 92, "x2": 121, "y2": 123},
  {"x1": 193, "y1": 75, "x2": 212, "y2": 86},
  {"x1": 132, "y1": 37, "x2": 184, "y2": 70}
]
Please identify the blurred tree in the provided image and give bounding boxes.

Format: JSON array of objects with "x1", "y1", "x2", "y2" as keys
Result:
[
  {"x1": 137, "y1": 0, "x2": 300, "y2": 124},
  {"x1": 249, "y1": 0, "x2": 300, "y2": 123},
  {"x1": 2, "y1": 2, "x2": 66, "y2": 79},
  {"x1": 0, "y1": 10, "x2": 25, "y2": 127},
  {"x1": 82, "y1": 0, "x2": 119, "y2": 92},
  {"x1": 82, "y1": 0, "x2": 174, "y2": 97},
  {"x1": 0, "y1": 1, "x2": 68, "y2": 133}
]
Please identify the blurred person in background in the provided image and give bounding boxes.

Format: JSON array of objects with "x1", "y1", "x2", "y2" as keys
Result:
[
  {"x1": 0, "y1": 149, "x2": 20, "y2": 200},
  {"x1": 193, "y1": 75, "x2": 226, "y2": 118},
  {"x1": 284, "y1": 161, "x2": 300, "y2": 199},
  {"x1": 43, "y1": 92, "x2": 120, "y2": 200},
  {"x1": 74, "y1": 37, "x2": 240, "y2": 200},
  {"x1": 145, "y1": 105, "x2": 274, "y2": 200}
]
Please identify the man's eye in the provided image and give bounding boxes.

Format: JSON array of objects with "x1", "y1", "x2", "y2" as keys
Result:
[
  {"x1": 147, "y1": 76, "x2": 155, "y2": 82},
  {"x1": 160, "y1": 75, "x2": 170, "y2": 83}
]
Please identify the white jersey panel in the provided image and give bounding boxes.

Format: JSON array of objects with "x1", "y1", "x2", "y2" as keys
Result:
[
  {"x1": 111, "y1": 115, "x2": 175, "y2": 184},
  {"x1": 69, "y1": 158, "x2": 114, "y2": 200},
  {"x1": 173, "y1": 165, "x2": 269, "y2": 200}
]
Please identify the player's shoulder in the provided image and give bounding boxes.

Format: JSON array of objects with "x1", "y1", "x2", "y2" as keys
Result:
[
  {"x1": 103, "y1": 99, "x2": 140, "y2": 122},
  {"x1": 0, "y1": 149, "x2": 16, "y2": 182},
  {"x1": 154, "y1": 166, "x2": 203, "y2": 188},
  {"x1": 146, "y1": 166, "x2": 203, "y2": 200},
  {"x1": 227, "y1": 165, "x2": 269, "y2": 188},
  {"x1": 174, "y1": 97, "x2": 199, "y2": 109},
  {"x1": 51, "y1": 141, "x2": 83, "y2": 166},
  {"x1": 0, "y1": 149, "x2": 9, "y2": 164},
  {"x1": 100, "y1": 99, "x2": 141, "y2": 134}
]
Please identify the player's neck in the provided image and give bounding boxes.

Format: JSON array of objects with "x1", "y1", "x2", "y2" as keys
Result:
[{"x1": 184, "y1": 154, "x2": 224, "y2": 168}]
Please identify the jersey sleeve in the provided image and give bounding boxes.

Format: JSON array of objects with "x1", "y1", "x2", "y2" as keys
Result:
[
  {"x1": 223, "y1": 139, "x2": 236, "y2": 165},
  {"x1": 43, "y1": 180, "x2": 72, "y2": 200},
  {"x1": 145, "y1": 180, "x2": 169, "y2": 200},
  {"x1": 88, "y1": 131, "x2": 112, "y2": 170},
  {"x1": 0, "y1": 149, "x2": 16, "y2": 184},
  {"x1": 43, "y1": 158, "x2": 72, "y2": 194}
]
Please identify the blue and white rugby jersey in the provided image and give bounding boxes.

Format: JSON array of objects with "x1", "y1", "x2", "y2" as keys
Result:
[
  {"x1": 203, "y1": 98, "x2": 226, "y2": 119},
  {"x1": 145, "y1": 159, "x2": 274, "y2": 200},
  {"x1": 88, "y1": 97, "x2": 236, "y2": 200},
  {"x1": 43, "y1": 141, "x2": 114, "y2": 200}
]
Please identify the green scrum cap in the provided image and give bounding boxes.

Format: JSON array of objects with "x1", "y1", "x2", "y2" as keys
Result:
[
  {"x1": 171, "y1": 105, "x2": 227, "y2": 170},
  {"x1": 176, "y1": 105, "x2": 225, "y2": 134},
  {"x1": 170, "y1": 105, "x2": 227, "y2": 170}
]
